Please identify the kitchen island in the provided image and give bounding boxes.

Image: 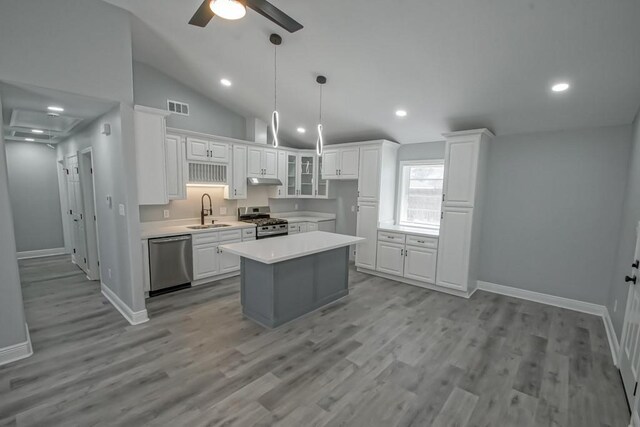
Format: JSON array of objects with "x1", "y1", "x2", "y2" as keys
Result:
[{"x1": 219, "y1": 231, "x2": 364, "y2": 328}]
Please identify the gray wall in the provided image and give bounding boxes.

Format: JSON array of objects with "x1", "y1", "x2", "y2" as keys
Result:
[
  {"x1": 133, "y1": 61, "x2": 246, "y2": 139},
  {"x1": 0, "y1": 0, "x2": 142, "y2": 351},
  {"x1": 5, "y1": 142, "x2": 64, "y2": 252},
  {"x1": 398, "y1": 141, "x2": 445, "y2": 161},
  {"x1": 0, "y1": 96, "x2": 29, "y2": 350},
  {"x1": 608, "y1": 111, "x2": 640, "y2": 338},
  {"x1": 304, "y1": 181, "x2": 359, "y2": 237},
  {"x1": 479, "y1": 125, "x2": 632, "y2": 305}
]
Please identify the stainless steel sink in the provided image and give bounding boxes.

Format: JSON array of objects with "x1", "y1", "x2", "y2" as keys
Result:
[{"x1": 187, "y1": 224, "x2": 231, "y2": 230}]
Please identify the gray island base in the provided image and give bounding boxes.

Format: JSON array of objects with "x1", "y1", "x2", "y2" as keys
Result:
[{"x1": 240, "y1": 246, "x2": 349, "y2": 328}]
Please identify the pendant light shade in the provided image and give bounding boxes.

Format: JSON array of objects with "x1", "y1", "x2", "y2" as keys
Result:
[
  {"x1": 316, "y1": 75, "x2": 327, "y2": 156},
  {"x1": 209, "y1": 0, "x2": 246, "y2": 20},
  {"x1": 270, "y1": 34, "x2": 282, "y2": 147}
]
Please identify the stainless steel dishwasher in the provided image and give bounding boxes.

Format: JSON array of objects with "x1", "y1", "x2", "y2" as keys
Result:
[{"x1": 148, "y1": 235, "x2": 193, "y2": 296}]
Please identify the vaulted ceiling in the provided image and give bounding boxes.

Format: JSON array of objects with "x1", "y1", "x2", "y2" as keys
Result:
[{"x1": 105, "y1": 0, "x2": 640, "y2": 147}]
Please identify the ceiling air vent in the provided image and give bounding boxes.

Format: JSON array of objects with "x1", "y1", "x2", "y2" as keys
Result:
[{"x1": 167, "y1": 100, "x2": 189, "y2": 116}]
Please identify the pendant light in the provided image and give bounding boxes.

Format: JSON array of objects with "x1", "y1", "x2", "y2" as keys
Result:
[
  {"x1": 316, "y1": 75, "x2": 327, "y2": 156},
  {"x1": 270, "y1": 33, "x2": 282, "y2": 148}
]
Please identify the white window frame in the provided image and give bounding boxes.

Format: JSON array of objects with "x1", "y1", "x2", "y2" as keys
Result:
[{"x1": 396, "y1": 159, "x2": 445, "y2": 230}]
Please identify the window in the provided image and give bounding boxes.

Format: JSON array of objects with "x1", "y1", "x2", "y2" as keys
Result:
[{"x1": 398, "y1": 160, "x2": 444, "y2": 229}]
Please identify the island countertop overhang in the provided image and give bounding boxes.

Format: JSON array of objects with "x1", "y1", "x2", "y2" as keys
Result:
[{"x1": 219, "y1": 231, "x2": 364, "y2": 264}]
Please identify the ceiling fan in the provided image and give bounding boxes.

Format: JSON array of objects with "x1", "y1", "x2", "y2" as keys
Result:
[{"x1": 189, "y1": 0, "x2": 303, "y2": 33}]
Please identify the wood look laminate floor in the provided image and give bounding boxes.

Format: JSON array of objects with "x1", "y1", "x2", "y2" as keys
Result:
[{"x1": 0, "y1": 255, "x2": 629, "y2": 426}]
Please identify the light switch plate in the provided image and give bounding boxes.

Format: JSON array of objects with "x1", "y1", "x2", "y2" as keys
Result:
[
  {"x1": 163, "y1": 210, "x2": 170, "y2": 219},
  {"x1": 119, "y1": 204, "x2": 126, "y2": 216},
  {"x1": 220, "y1": 207, "x2": 227, "y2": 215},
  {"x1": 106, "y1": 195, "x2": 112, "y2": 208}
]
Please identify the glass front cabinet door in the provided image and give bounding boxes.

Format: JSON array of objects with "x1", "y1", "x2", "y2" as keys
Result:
[
  {"x1": 287, "y1": 153, "x2": 298, "y2": 197},
  {"x1": 316, "y1": 155, "x2": 328, "y2": 198},
  {"x1": 299, "y1": 154, "x2": 315, "y2": 197}
]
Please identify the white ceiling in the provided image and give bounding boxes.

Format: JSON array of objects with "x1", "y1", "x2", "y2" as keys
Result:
[
  {"x1": 105, "y1": 0, "x2": 640, "y2": 147},
  {"x1": 1, "y1": 82, "x2": 117, "y2": 144}
]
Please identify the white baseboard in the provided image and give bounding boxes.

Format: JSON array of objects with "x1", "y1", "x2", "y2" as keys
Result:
[
  {"x1": 101, "y1": 283, "x2": 149, "y2": 325},
  {"x1": 17, "y1": 247, "x2": 66, "y2": 260},
  {"x1": 357, "y1": 267, "x2": 472, "y2": 299},
  {"x1": 0, "y1": 323, "x2": 33, "y2": 366},
  {"x1": 477, "y1": 280, "x2": 619, "y2": 367}
]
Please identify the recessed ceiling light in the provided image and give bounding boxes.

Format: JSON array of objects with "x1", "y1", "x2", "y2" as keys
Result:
[
  {"x1": 31, "y1": 129, "x2": 44, "y2": 134},
  {"x1": 220, "y1": 78, "x2": 232, "y2": 87},
  {"x1": 47, "y1": 105, "x2": 64, "y2": 112},
  {"x1": 297, "y1": 127, "x2": 306, "y2": 134},
  {"x1": 25, "y1": 138, "x2": 34, "y2": 142},
  {"x1": 551, "y1": 82, "x2": 570, "y2": 92},
  {"x1": 395, "y1": 110, "x2": 407, "y2": 117}
]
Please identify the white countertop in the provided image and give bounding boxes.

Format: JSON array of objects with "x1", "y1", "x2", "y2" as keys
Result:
[
  {"x1": 219, "y1": 231, "x2": 364, "y2": 264},
  {"x1": 140, "y1": 220, "x2": 255, "y2": 239},
  {"x1": 273, "y1": 211, "x2": 336, "y2": 224},
  {"x1": 377, "y1": 223, "x2": 440, "y2": 237}
]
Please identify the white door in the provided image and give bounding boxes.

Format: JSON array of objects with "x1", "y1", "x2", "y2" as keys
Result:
[
  {"x1": 247, "y1": 147, "x2": 263, "y2": 177},
  {"x1": 219, "y1": 240, "x2": 241, "y2": 274},
  {"x1": 165, "y1": 135, "x2": 183, "y2": 200},
  {"x1": 209, "y1": 141, "x2": 229, "y2": 163},
  {"x1": 443, "y1": 138, "x2": 478, "y2": 207},
  {"x1": 436, "y1": 207, "x2": 473, "y2": 291},
  {"x1": 358, "y1": 146, "x2": 380, "y2": 201},
  {"x1": 231, "y1": 145, "x2": 247, "y2": 199},
  {"x1": 355, "y1": 201, "x2": 378, "y2": 269},
  {"x1": 193, "y1": 244, "x2": 219, "y2": 280},
  {"x1": 186, "y1": 137, "x2": 210, "y2": 162},
  {"x1": 404, "y1": 246, "x2": 437, "y2": 283},
  {"x1": 619, "y1": 223, "x2": 640, "y2": 404},
  {"x1": 66, "y1": 156, "x2": 88, "y2": 273},
  {"x1": 321, "y1": 150, "x2": 339, "y2": 179},
  {"x1": 340, "y1": 148, "x2": 360, "y2": 179},
  {"x1": 263, "y1": 149, "x2": 278, "y2": 178},
  {"x1": 376, "y1": 242, "x2": 404, "y2": 276}
]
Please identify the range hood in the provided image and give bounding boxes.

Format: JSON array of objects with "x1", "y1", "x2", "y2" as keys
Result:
[{"x1": 247, "y1": 177, "x2": 282, "y2": 186}]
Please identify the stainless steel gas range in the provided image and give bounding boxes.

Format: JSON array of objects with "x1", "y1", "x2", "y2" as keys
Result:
[{"x1": 238, "y1": 206, "x2": 288, "y2": 239}]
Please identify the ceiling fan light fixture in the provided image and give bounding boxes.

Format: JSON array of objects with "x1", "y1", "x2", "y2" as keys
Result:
[{"x1": 209, "y1": 0, "x2": 246, "y2": 20}]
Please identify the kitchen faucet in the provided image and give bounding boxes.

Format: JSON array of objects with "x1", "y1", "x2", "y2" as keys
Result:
[{"x1": 201, "y1": 193, "x2": 212, "y2": 225}]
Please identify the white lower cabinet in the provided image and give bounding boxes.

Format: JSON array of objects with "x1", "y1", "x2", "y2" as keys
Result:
[
  {"x1": 219, "y1": 239, "x2": 241, "y2": 274},
  {"x1": 375, "y1": 230, "x2": 438, "y2": 285},
  {"x1": 436, "y1": 207, "x2": 473, "y2": 291},
  {"x1": 287, "y1": 221, "x2": 331, "y2": 234},
  {"x1": 193, "y1": 243, "x2": 219, "y2": 280},
  {"x1": 404, "y1": 246, "x2": 437, "y2": 282},
  {"x1": 355, "y1": 201, "x2": 379, "y2": 269},
  {"x1": 193, "y1": 230, "x2": 243, "y2": 281},
  {"x1": 376, "y1": 241, "x2": 405, "y2": 275}
]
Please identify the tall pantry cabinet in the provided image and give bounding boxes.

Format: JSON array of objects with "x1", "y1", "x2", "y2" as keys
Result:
[
  {"x1": 436, "y1": 129, "x2": 493, "y2": 295},
  {"x1": 355, "y1": 141, "x2": 399, "y2": 269}
]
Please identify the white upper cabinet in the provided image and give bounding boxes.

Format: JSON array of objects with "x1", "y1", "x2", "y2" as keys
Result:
[
  {"x1": 165, "y1": 134, "x2": 185, "y2": 200},
  {"x1": 134, "y1": 106, "x2": 170, "y2": 205},
  {"x1": 357, "y1": 145, "x2": 381, "y2": 201},
  {"x1": 225, "y1": 144, "x2": 247, "y2": 200},
  {"x1": 443, "y1": 137, "x2": 478, "y2": 207},
  {"x1": 247, "y1": 146, "x2": 277, "y2": 179},
  {"x1": 321, "y1": 147, "x2": 359, "y2": 180},
  {"x1": 270, "y1": 150, "x2": 288, "y2": 198},
  {"x1": 186, "y1": 137, "x2": 229, "y2": 163}
]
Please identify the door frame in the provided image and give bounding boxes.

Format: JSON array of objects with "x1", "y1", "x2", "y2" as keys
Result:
[
  {"x1": 79, "y1": 147, "x2": 101, "y2": 281},
  {"x1": 57, "y1": 159, "x2": 72, "y2": 254}
]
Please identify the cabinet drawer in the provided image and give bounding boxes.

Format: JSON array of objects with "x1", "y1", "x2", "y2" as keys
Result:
[
  {"x1": 242, "y1": 227, "x2": 256, "y2": 238},
  {"x1": 219, "y1": 229, "x2": 242, "y2": 242},
  {"x1": 405, "y1": 235, "x2": 438, "y2": 249},
  {"x1": 377, "y1": 231, "x2": 406, "y2": 244},
  {"x1": 193, "y1": 232, "x2": 219, "y2": 245},
  {"x1": 308, "y1": 223, "x2": 319, "y2": 232},
  {"x1": 288, "y1": 224, "x2": 299, "y2": 232}
]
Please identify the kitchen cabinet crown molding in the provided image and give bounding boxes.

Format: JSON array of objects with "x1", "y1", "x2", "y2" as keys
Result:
[
  {"x1": 442, "y1": 128, "x2": 494, "y2": 139},
  {"x1": 134, "y1": 105, "x2": 171, "y2": 116}
]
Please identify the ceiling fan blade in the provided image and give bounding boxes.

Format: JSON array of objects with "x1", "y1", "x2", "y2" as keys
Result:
[
  {"x1": 189, "y1": 0, "x2": 215, "y2": 27},
  {"x1": 245, "y1": 0, "x2": 303, "y2": 33}
]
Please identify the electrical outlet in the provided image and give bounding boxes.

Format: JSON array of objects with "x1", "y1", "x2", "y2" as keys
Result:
[
  {"x1": 220, "y1": 207, "x2": 227, "y2": 215},
  {"x1": 163, "y1": 210, "x2": 170, "y2": 219},
  {"x1": 614, "y1": 299, "x2": 618, "y2": 312},
  {"x1": 108, "y1": 268, "x2": 112, "y2": 279},
  {"x1": 106, "y1": 195, "x2": 112, "y2": 208},
  {"x1": 118, "y1": 204, "x2": 126, "y2": 216}
]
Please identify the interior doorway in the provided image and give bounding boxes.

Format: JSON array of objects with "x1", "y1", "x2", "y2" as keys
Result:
[{"x1": 79, "y1": 148, "x2": 100, "y2": 281}]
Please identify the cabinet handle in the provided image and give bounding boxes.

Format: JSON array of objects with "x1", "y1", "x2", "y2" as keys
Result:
[
  {"x1": 626, "y1": 275, "x2": 637, "y2": 285},
  {"x1": 442, "y1": 193, "x2": 445, "y2": 201},
  {"x1": 417, "y1": 240, "x2": 425, "y2": 243},
  {"x1": 633, "y1": 260, "x2": 639, "y2": 269},
  {"x1": 400, "y1": 249, "x2": 404, "y2": 256},
  {"x1": 441, "y1": 212, "x2": 444, "y2": 219},
  {"x1": 234, "y1": 189, "x2": 237, "y2": 196}
]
